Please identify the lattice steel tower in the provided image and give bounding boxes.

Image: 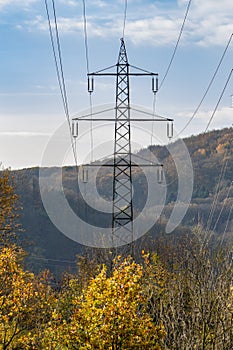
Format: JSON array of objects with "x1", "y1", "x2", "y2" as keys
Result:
[
  {"x1": 72, "y1": 38, "x2": 173, "y2": 253},
  {"x1": 112, "y1": 39, "x2": 133, "y2": 245}
]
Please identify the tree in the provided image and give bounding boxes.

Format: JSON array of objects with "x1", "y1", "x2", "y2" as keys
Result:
[
  {"x1": 0, "y1": 170, "x2": 19, "y2": 243},
  {"x1": 158, "y1": 227, "x2": 233, "y2": 349},
  {"x1": 66, "y1": 257, "x2": 165, "y2": 349},
  {"x1": 0, "y1": 245, "x2": 55, "y2": 350}
]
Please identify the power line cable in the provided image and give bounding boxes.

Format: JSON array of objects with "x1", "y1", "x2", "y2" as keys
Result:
[
  {"x1": 44, "y1": 0, "x2": 66, "y2": 116},
  {"x1": 52, "y1": 0, "x2": 69, "y2": 119},
  {"x1": 45, "y1": 0, "x2": 78, "y2": 168},
  {"x1": 132, "y1": 152, "x2": 162, "y2": 166},
  {"x1": 82, "y1": 0, "x2": 90, "y2": 74},
  {"x1": 221, "y1": 196, "x2": 233, "y2": 245},
  {"x1": 150, "y1": 94, "x2": 157, "y2": 151},
  {"x1": 51, "y1": 0, "x2": 79, "y2": 167},
  {"x1": 82, "y1": 0, "x2": 94, "y2": 163},
  {"x1": 159, "y1": 0, "x2": 192, "y2": 90},
  {"x1": 122, "y1": 0, "x2": 128, "y2": 39},
  {"x1": 223, "y1": 198, "x2": 233, "y2": 236},
  {"x1": 29, "y1": 256, "x2": 77, "y2": 264},
  {"x1": 206, "y1": 158, "x2": 228, "y2": 232},
  {"x1": 89, "y1": 95, "x2": 94, "y2": 163},
  {"x1": 204, "y1": 69, "x2": 233, "y2": 133},
  {"x1": 27, "y1": 255, "x2": 78, "y2": 272},
  {"x1": 177, "y1": 33, "x2": 233, "y2": 137},
  {"x1": 52, "y1": 0, "x2": 80, "y2": 166},
  {"x1": 213, "y1": 178, "x2": 232, "y2": 232}
]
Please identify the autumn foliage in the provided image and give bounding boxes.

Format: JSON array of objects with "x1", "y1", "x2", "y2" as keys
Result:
[
  {"x1": 1, "y1": 170, "x2": 233, "y2": 349},
  {"x1": 0, "y1": 246, "x2": 54, "y2": 349},
  {"x1": 0, "y1": 248, "x2": 167, "y2": 349},
  {"x1": 1, "y1": 241, "x2": 233, "y2": 349},
  {"x1": 0, "y1": 171, "x2": 19, "y2": 242}
]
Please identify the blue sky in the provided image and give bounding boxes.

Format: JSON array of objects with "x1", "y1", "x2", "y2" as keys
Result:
[{"x1": 0, "y1": 0, "x2": 233, "y2": 169}]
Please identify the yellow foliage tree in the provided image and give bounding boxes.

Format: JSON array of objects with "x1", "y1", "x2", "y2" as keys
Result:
[
  {"x1": 66, "y1": 257, "x2": 165, "y2": 349},
  {"x1": 0, "y1": 245, "x2": 55, "y2": 350},
  {"x1": 0, "y1": 170, "x2": 19, "y2": 242}
]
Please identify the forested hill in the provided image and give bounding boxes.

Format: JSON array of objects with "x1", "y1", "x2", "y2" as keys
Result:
[{"x1": 11, "y1": 127, "x2": 233, "y2": 270}]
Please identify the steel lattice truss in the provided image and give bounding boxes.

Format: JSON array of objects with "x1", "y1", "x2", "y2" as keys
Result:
[
  {"x1": 112, "y1": 39, "x2": 133, "y2": 243},
  {"x1": 72, "y1": 38, "x2": 173, "y2": 254}
]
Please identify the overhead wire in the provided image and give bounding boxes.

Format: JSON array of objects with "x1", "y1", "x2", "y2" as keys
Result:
[
  {"x1": 204, "y1": 69, "x2": 233, "y2": 133},
  {"x1": 159, "y1": 0, "x2": 192, "y2": 90},
  {"x1": 122, "y1": 0, "x2": 127, "y2": 39},
  {"x1": 52, "y1": 0, "x2": 69, "y2": 120},
  {"x1": 213, "y1": 178, "x2": 232, "y2": 233},
  {"x1": 82, "y1": 0, "x2": 90, "y2": 75},
  {"x1": 221, "y1": 195, "x2": 233, "y2": 245},
  {"x1": 150, "y1": 94, "x2": 157, "y2": 151},
  {"x1": 132, "y1": 152, "x2": 162, "y2": 166},
  {"x1": 44, "y1": 0, "x2": 66, "y2": 116},
  {"x1": 225, "y1": 204, "x2": 233, "y2": 232},
  {"x1": 193, "y1": 66, "x2": 233, "y2": 240},
  {"x1": 177, "y1": 33, "x2": 233, "y2": 137},
  {"x1": 120, "y1": 1, "x2": 232, "y2": 242},
  {"x1": 27, "y1": 256, "x2": 77, "y2": 273},
  {"x1": 82, "y1": 0, "x2": 94, "y2": 163},
  {"x1": 200, "y1": 157, "x2": 228, "y2": 250},
  {"x1": 206, "y1": 158, "x2": 228, "y2": 233},
  {"x1": 45, "y1": 1, "x2": 233, "y2": 248},
  {"x1": 150, "y1": 0, "x2": 192, "y2": 152},
  {"x1": 150, "y1": 5, "x2": 232, "y2": 240},
  {"x1": 44, "y1": 0, "x2": 78, "y2": 168},
  {"x1": 29, "y1": 256, "x2": 77, "y2": 265}
]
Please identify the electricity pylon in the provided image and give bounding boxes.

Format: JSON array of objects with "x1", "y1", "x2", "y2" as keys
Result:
[
  {"x1": 72, "y1": 38, "x2": 173, "y2": 255},
  {"x1": 112, "y1": 39, "x2": 133, "y2": 247}
]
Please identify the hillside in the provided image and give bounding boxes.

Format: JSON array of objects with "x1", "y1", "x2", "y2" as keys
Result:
[{"x1": 11, "y1": 127, "x2": 233, "y2": 271}]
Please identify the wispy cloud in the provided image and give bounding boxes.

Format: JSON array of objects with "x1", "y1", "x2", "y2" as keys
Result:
[
  {"x1": 175, "y1": 106, "x2": 233, "y2": 137},
  {"x1": 0, "y1": 0, "x2": 37, "y2": 9},
  {"x1": 23, "y1": 15, "x2": 84, "y2": 34},
  {"x1": 123, "y1": 0, "x2": 233, "y2": 47},
  {"x1": 21, "y1": 0, "x2": 233, "y2": 47},
  {"x1": 59, "y1": 0, "x2": 79, "y2": 7},
  {"x1": 197, "y1": 107, "x2": 233, "y2": 130},
  {"x1": 183, "y1": 0, "x2": 233, "y2": 46}
]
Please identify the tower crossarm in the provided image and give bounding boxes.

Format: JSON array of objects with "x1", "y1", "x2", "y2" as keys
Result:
[{"x1": 76, "y1": 38, "x2": 170, "y2": 253}]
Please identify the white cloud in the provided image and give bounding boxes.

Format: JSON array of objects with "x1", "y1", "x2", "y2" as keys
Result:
[
  {"x1": 191, "y1": 0, "x2": 233, "y2": 15},
  {"x1": 0, "y1": 0, "x2": 37, "y2": 8},
  {"x1": 90, "y1": 0, "x2": 108, "y2": 8},
  {"x1": 24, "y1": 15, "x2": 84, "y2": 34},
  {"x1": 124, "y1": 0, "x2": 233, "y2": 47},
  {"x1": 197, "y1": 107, "x2": 233, "y2": 130},
  {"x1": 174, "y1": 107, "x2": 233, "y2": 138},
  {"x1": 183, "y1": 0, "x2": 233, "y2": 47},
  {"x1": 16, "y1": 0, "x2": 233, "y2": 47},
  {"x1": 124, "y1": 16, "x2": 182, "y2": 46},
  {"x1": 59, "y1": 0, "x2": 78, "y2": 7}
]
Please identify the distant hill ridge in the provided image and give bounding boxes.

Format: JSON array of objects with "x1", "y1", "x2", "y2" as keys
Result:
[{"x1": 10, "y1": 127, "x2": 233, "y2": 270}]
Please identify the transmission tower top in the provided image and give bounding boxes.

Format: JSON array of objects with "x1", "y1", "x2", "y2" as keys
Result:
[
  {"x1": 87, "y1": 38, "x2": 159, "y2": 96},
  {"x1": 72, "y1": 38, "x2": 173, "y2": 253}
]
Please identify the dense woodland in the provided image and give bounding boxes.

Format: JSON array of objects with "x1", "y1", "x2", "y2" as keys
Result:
[{"x1": 0, "y1": 127, "x2": 233, "y2": 349}]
